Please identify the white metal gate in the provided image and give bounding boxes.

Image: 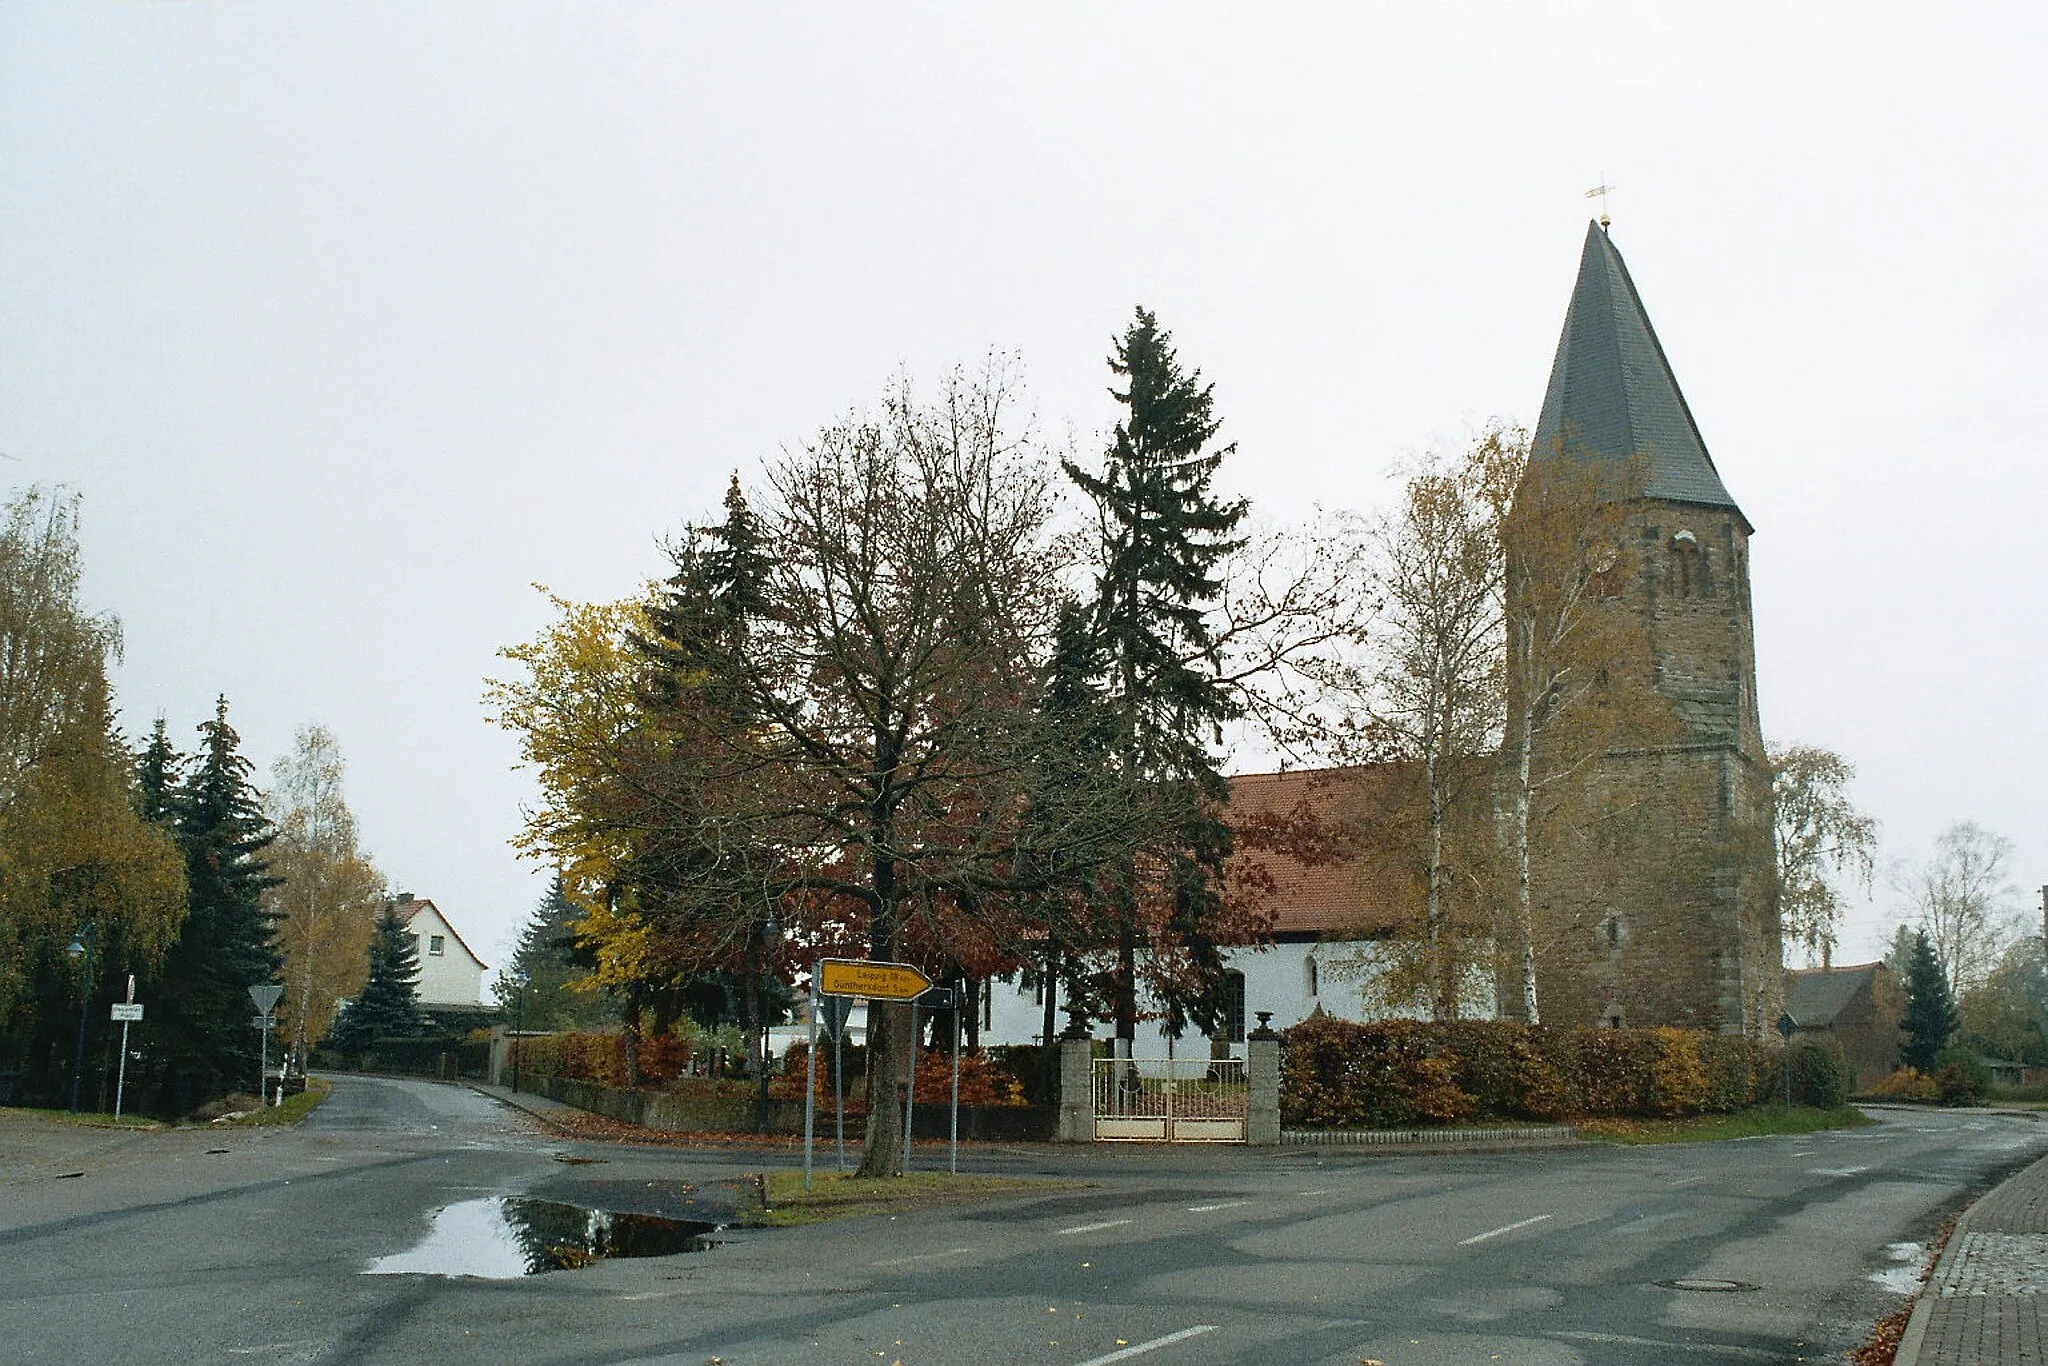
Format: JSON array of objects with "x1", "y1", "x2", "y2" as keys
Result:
[{"x1": 1092, "y1": 1058, "x2": 1247, "y2": 1143}]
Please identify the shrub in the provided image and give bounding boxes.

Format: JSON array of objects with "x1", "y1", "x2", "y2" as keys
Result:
[
  {"x1": 1797, "y1": 1037, "x2": 1852, "y2": 1107},
  {"x1": 1279, "y1": 1016, "x2": 1476, "y2": 1129},
  {"x1": 1278, "y1": 1018, "x2": 1793, "y2": 1129},
  {"x1": 1934, "y1": 1047, "x2": 1989, "y2": 1107},
  {"x1": 1867, "y1": 1067, "x2": 1938, "y2": 1101}
]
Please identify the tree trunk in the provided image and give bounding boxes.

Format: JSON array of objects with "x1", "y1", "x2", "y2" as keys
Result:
[
  {"x1": 1514, "y1": 689, "x2": 1540, "y2": 1025},
  {"x1": 855, "y1": 834, "x2": 905, "y2": 1177},
  {"x1": 855, "y1": 1000, "x2": 906, "y2": 1176},
  {"x1": 1115, "y1": 908, "x2": 1137, "y2": 1044},
  {"x1": 622, "y1": 996, "x2": 642, "y2": 1088},
  {"x1": 1425, "y1": 741, "x2": 1451, "y2": 1021}
]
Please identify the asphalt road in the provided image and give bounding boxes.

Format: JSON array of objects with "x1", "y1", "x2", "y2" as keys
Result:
[{"x1": 2, "y1": 1077, "x2": 2043, "y2": 1366}]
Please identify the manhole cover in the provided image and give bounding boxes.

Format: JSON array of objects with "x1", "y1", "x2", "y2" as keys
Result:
[{"x1": 1656, "y1": 1278, "x2": 1759, "y2": 1293}]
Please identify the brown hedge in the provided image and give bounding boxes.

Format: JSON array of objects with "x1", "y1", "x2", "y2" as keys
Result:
[{"x1": 1279, "y1": 1017, "x2": 1845, "y2": 1127}]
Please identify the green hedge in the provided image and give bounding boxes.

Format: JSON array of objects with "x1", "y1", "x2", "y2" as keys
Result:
[{"x1": 1280, "y1": 1018, "x2": 1850, "y2": 1128}]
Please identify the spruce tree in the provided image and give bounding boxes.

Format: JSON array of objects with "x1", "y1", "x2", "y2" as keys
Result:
[
  {"x1": 495, "y1": 877, "x2": 611, "y2": 1031},
  {"x1": 329, "y1": 904, "x2": 423, "y2": 1051},
  {"x1": 141, "y1": 698, "x2": 282, "y2": 1112},
  {"x1": 1901, "y1": 928, "x2": 1959, "y2": 1072},
  {"x1": 1062, "y1": 307, "x2": 1249, "y2": 1044},
  {"x1": 134, "y1": 717, "x2": 183, "y2": 826}
]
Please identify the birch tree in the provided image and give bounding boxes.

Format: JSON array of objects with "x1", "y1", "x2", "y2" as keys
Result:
[
  {"x1": 1769, "y1": 743, "x2": 1877, "y2": 969},
  {"x1": 1500, "y1": 448, "x2": 1667, "y2": 1021},
  {"x1": 1361, "y1": 433, "x2": 1518, "y2": 1019},
  {"x1": 265, "y1": 725, "x2": 386, "y2": 1066},
  {"x1": 1897, "y1": 821, "x2": 2024, "y2": 997}
]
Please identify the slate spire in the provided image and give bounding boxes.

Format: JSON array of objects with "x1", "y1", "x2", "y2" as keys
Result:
[{"x1": 1532, "y1": 221, "x2": 1748, "y2": 530}]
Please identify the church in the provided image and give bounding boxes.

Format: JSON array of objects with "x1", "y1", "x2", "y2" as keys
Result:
[{"x1": 972, "y1": 221, "x2": 1781, "y2": 1054}]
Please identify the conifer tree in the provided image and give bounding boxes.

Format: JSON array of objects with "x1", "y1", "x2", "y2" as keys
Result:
[
  {"x1": 495, "y1": 876, "x2": 612, "y2": 1031},
  {"x1": 329, "y1": 904, "x2": 424, "y2": 1051},
  {"x1": 135, "y1": 717, "x2": 183, "y2": 826},
  {"x1": 1062, "y1": 307, "x2": 1248, "y2": 1044},
  {"x1": 141, "y1": 697, "x2": 282, "y2": 1112},
  {"x1": 1900, "y1": 928, "x2": 1959, "y2": 1072}
]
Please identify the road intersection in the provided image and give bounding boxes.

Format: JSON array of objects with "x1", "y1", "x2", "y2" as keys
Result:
[{"x1": 2, "y1": 1078, "x2": 2041, "y2": 1364}]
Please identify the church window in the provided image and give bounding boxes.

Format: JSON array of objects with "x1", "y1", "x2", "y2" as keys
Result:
[
  {"x1": 1589, "y1": 548, "x2": 1622, "y2": 600},
  {"x1": 1605, "y1": 915, "x2": 1621, "y2": 950},
  {"x1": 1223, "y1": 970, "x2": 1247, "y2": 1043},
  {"x1": 1305, "y1": 955, "x2": 1319, "y2": 998},
  {"x1": 1670, "y1": 530, "x2": 1699, "y2": 596}
]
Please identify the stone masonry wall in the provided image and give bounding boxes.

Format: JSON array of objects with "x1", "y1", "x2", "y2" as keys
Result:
[{"x1": 1524, "y1": 498, "x2": 1780, "y2": 1035}]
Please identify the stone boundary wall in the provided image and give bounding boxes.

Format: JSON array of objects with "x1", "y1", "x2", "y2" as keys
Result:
[
  {"x1": 520, "y1": 1073, "x2": 1052, "y2": 1141},
  {"x1": 1282, "y1": 1125, "x2": 1578, "y2": 1147}
]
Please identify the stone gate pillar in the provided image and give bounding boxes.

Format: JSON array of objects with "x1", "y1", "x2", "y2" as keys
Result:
[
  {"x1": 1246, "y1": 1014, "x2": 1281, "y2": 1146},
  {"x1": 1056, "y1": 1033, "x2": 1095, "y2": 1142}
]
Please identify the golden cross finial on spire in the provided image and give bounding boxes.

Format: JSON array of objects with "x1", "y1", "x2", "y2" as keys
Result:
[{"x1": 1584, "y1": 181, "x2": 1615, "y2": 229}]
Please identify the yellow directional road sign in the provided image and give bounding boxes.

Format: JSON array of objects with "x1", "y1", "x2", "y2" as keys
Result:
[{"x1": 818, "y1": 958, "x2": 933, "y2": 1001}]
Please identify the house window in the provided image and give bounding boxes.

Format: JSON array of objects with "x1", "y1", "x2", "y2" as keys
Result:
[
  {"x1": 1223, "y1": 970, "x2": 1247, "y2": 1043},
  {"x1": 429, "y1": 934, "x2": 446, "y2": 957},
  {"x1": 1304, "y1": 955, "x2": 1319, "y2": 998}
]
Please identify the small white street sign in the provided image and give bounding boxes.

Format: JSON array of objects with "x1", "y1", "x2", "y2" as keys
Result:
[{"x1": 110, "y1": 1003, "x2": 144, "y2": 1021}]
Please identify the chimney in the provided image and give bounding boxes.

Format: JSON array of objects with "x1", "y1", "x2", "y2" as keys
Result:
[{"x1": 396, "y1": 891, "x2": 414, "y2": 904}]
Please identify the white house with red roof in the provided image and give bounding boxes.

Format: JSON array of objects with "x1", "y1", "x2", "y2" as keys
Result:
[
  {"x1": 975, "y1": 767, "x2": 1496, "y2": 1056},
  {"x1": 390, "y1": 893, "x2": 490, "y2": 1009}
]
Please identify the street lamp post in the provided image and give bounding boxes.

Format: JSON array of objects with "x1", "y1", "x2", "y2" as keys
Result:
[{"x1": 63, "y1": 923, "x2": 97, "y2": 1113}]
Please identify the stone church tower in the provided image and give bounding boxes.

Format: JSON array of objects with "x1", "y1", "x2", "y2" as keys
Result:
[{"x1": 1518, "y1": 221, "x2": 1781, "y2": 1036}]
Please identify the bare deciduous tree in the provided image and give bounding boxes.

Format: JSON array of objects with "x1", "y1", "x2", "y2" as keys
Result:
[{"x1": 1895, "y1": 821, "x2": 2025, "y2": 998}]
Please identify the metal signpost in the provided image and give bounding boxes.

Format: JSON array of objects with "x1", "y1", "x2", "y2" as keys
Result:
[
  {"x1": 802, "y1": 964, "x2": 819, "y2": 1191},
  {"x1": 903, "y1": 986, "x2": 953, "y2": 1175},
  {"x1": 804, "y1": 960, "x2": 961, "y2": 1187},
  {"x1": 109, "y1": 975, "x2": 143, "y2": 1120},
  {"x1": 1776, "y1": 1011, "x2": 1799, "y2": 1107},
  {"x1": 822, "y1": 995, "x2": 853, "y2": 1171},
  {"x1": 250, "y1": 984, "x2": 285, "y2": 1105},
  {"x1": 949, "y1": 979, "x2": 962, "y2": 1175}
]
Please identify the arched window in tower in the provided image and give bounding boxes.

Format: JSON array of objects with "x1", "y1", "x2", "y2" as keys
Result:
[
  {"x1": 1670, "y1": 529, "x2": 1700, "y2": 597},
  {"x1": 1304, "y1": 955, "x2": 1319, "y2": 998},
  {"x1": 1589, "y1": 547, "x2": 1622, "y2": 600}
]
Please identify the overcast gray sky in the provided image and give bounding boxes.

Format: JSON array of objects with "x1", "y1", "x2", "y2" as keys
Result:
[{"x1": 5, "y1": 4, "x2": 2044, "y2": 979}]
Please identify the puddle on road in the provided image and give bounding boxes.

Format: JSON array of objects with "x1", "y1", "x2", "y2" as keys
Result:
[
  {"x1": 365, "y1": 1197, "x2": 722, "y2": 1278},
  {"x1": 1869, "y1": 1240, "x2": 1928, "y2": 1294}
]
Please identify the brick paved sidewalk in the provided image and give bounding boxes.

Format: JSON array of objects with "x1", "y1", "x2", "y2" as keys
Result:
[{"x1": 1896, "y1": 1148, "x2": 2048, "y2": 1365}]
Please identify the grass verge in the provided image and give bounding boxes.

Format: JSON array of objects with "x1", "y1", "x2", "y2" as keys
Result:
[
  {"x1": 751, "y1": 1169, "x2": 1087, "y2": 1227},
  {"x1": 217, "y1": 1078, "x2": 332, "y2": 1127},
  {"x1": 1578, "y1": 1103, "x2": 1872, "y2": 1145},
  {"x1": 4, "y1": 1107, "x2": 164, "y2": 1130}
]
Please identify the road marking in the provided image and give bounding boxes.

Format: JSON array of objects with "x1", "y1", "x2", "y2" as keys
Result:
[
  {"x1": 1458, "y1": 1213, "x2": 1552, "y2": 1246},
  {"x1": 1668, "y1": 1175, "x2": 1706, "y2": 1188},
  {"x1": 1552, "y1": 1329, "x2": 1777, "y2": 1359},
  {"x1": 1296, "y1": 1188, "x2": 1334, "y2": 1197},
  {"x1": 1809, "y1": 1165, "x2": 1870, "y2": 1177},
  {"x1": 1070, "y1": 1324, "x2": 1217, "y2": 1365},
  {"x1": 875, "y1": 1246, "x2": 972, "y2": 1266},
  {"x1": 1186, "y1": 1200, "x2": 1248, "y2": 1213},
  {"x1": 1057, "y1": 1219, "x2": 1132, "y2": 1236}
]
